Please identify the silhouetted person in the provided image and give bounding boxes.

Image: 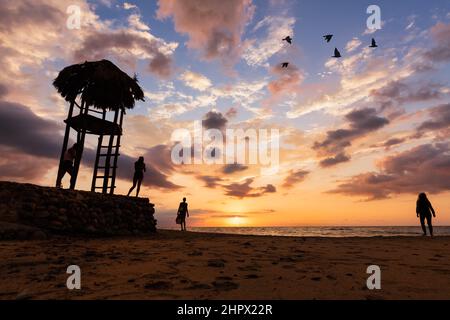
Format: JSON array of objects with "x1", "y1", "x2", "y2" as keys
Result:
[
  {"x1": 177, "y1": 197, "x2": 189, "y2": 231},
  {"x1": 57, "y1": 143, "x2": 78, "y2": 188},
  {"x1": 416, "y1": 193, "x2": 436, "y2": 237},
  {"x1": 127, "y1": 156, "x2": 146, "y2": 197}
]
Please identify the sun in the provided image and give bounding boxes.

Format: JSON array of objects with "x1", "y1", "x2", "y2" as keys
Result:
[{"x1": 227, "y1": 216, "x2": 247, "y2": 226}]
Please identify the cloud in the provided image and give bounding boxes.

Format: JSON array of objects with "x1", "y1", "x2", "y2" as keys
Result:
[
  {"x1": 179, "y1": 71, "x2": 212, "y2": 91},
  {"x1": 225, "y1": 107, "x2": 238, "y2": 118},
  {"x1": 0, "y1": 0, "x2": 61, "y2": 33},
  {"x1": 282, "y1": 169, "x2": 309, "y2": 188},
  {"x1": 331, "y1": 143, "x2": 450, "y2": 200},
  {"x1": 243, "y1": 15, "x2": 296, "y2": 67},
  {"x1": 267, "y1": 63, "x2": 304, "y2": 96},
  {"x1": 224, "y1": 178, "x2": 276, "y2": 198},
  {"x1": 370, "y1": 80, "x2": 444, "y2": 110},
  {"x1": 222, "y1": 163, "x2": 248, "y2": 174},
  {"x1": 331, "y1": 144, "x2": 450, "y2": 200},
  {"x1": 0, "y1": 146, "x2": 56, "y2": 182},
  {"x1": 99, "y1": 0, "x2": 114, "y2": 7},
  {"x1": 196, "y1": 175, "x2": 224, "y2": 188},
  {"x1": 345, "y1": 38, "x2": 362, "y2": 53},
  {"x1": 0, "y1": 0, "x2": 179, "y2": 107},
  {"x1": 423, "y1": 22, "x2": 450, "y2": 63},
  {"x1": 0, "y1": 101, "x2": 61, "y2": 158},
  {"x1": 73, "y1": 29, "x2": 177, "y2": 78},
  {"x1": 0, "y1": 83, "x2": 8, "y2": 98},
  {"x1": 202, "y1": 111, "x2": 228, "y2": 130},
  {"x1": 157, "y1": 0, "x2": 255, "y2": 68},
  {"x1": 123, "y1": 2, "x2": 138, "y2": 10},
  {"x1": 313, "y1": 108, "x2": 389, "y2": 166},
  {"x1": 381, "y1": 137, "x2": 407, "y2": 149},
  {"x1": 416, "y1": 103, "x2": 450, "y2": 138},
  {"x1": 128, "y1": 13, "x2": 150, "y2": 31},
  {"x1": 319, "y1": 153, "x2": 351, "y2": 168}
]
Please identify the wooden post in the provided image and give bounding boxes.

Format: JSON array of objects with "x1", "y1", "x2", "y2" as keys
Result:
[
  {"x1": 109, "y1": 109, "x2": 124, "y2": 195},
  {"x1": 70, "y1": 99, "x2": 88, "y2": 190},
  {"x1": 102, "y1": 109, "x2": 119, "y2": 194},
  {"x1": 56, "y1": 100, "x2": 75, "y2": 187}
]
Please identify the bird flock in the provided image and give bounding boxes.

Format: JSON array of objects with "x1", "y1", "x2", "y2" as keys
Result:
[{"x1": 281, "y1": 35, "x2": 378, "y2": 68}]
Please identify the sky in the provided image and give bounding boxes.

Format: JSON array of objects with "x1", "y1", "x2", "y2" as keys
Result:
[{"x1": 0, "y1": 0, "x2": 450, "y2": 227}]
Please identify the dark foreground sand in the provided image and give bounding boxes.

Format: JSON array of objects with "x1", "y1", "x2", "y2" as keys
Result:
[{"x1": 1, "y1": 230, "x2": 449, "y2": 300}]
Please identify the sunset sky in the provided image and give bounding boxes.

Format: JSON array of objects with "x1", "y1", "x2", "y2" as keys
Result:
[{"x1": 1, "y1": 0, "x2": 449, "y2": 227}]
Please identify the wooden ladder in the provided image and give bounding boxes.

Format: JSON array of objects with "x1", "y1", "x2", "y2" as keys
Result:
[{"x1": 91, "y1": 109, "x2": 124, "y2": 194}]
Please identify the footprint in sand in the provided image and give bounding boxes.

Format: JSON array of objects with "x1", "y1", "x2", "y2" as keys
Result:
[
  {"x1": 238, "y1": 265, "x2": 259, "y2": 272},
  {"x1": 187, "y1": 250, "x2": 203, "y2": 256},
  {"x1": 212, "y1": 281, "x2": 239, "y2": 291},
  {"x1": 187, "y1": 282, "x2": 212, "y2": 290},
  {"x1": 208, "y1": 259, "x2": 226, "y2": 268},
  {"x1": 279, "y1": 256, "x2": 297, "y2": 263},
  {"x1": 144, "y1": 281, "x2": 173, "y2": 290}
]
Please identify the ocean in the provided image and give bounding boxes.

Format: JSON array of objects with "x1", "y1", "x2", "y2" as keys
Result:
[{"x1": 186, "y1": 226, "x2": 450, "y2": 237}]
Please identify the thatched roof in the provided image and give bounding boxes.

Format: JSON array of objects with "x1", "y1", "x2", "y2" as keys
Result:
[{"x1": 53, "y1": 60, "x2": 144, "y2": 111}]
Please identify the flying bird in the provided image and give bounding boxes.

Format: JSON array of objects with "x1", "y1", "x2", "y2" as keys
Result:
[
  {"x1": 282, "y1": 36, "x2": 292, "y2": 44},
  {"x1": 332, "y1": 48, "x2": 341, "y2": 58},
  {"x1": 323, "y1": 34, "x2": 333, "y2": 43},
  {"x1": 281, "y1": 62, "x2": 289, "y2": 68},
  {"x1": 369, "y1": 38, "x2": 378, "y2": 48}
]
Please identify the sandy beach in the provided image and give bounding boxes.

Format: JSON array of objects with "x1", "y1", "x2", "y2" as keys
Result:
[{"x1": 1, "y1": 230, "x2": 450, "y2": 300}]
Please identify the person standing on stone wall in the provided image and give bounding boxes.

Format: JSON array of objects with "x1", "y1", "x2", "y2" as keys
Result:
[
  {"x1": 56, "y1": 143, "x2": 78, "y2": 188},
  {"x1": 127, "y1": 157, "x2": 146, "y2": 197}
]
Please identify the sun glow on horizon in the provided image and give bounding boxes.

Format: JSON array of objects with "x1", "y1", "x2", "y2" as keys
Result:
[{"x1": 227, "y1": 216, "x2": 248, "y2": 226}]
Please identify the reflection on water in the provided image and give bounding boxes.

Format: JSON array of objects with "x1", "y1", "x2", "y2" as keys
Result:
[{"x1": 185, "y1": 226, "x2": 450, "y2": 237}]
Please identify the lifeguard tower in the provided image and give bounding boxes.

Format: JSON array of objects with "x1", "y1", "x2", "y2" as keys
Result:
[{"x1": 53, "y1": 60, "x2": 144, "y2": 194}]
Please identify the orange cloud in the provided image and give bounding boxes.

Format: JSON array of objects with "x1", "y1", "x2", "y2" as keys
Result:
[{"x1": 157, "y1": 0, "x2": 255, "y2": 68}]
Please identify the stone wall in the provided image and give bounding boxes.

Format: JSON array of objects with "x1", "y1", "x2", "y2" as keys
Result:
[{"x1": 0, "y1": 181, "x2": 157, "y2": 239}]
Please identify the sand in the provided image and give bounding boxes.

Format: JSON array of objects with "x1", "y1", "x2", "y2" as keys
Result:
[{"x1": 1, "y1": 230, "x2": 449, "y2": 300}]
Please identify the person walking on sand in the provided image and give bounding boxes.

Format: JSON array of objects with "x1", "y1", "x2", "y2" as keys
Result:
[
  {"x1": 127, "y1": 157, "x2": 146, "y2": 197},
  {"x1": 416, "y1": 193, "x2": 436, "y2": 237},
  {"x1": 177, "y1": 197, "x2": 189, "y2": 231},
  {"x1": 56, "y1": 143, "x2": 78, "y2": 188}
]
